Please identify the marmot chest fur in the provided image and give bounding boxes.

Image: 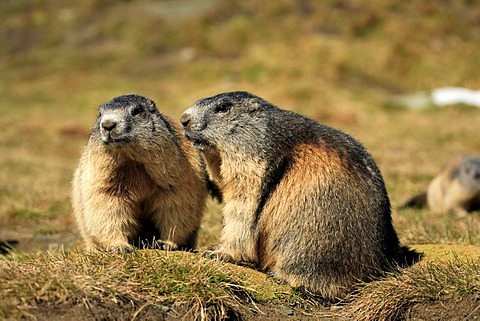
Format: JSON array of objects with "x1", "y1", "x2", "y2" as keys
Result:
[
  {"x1": 180, "y1": 91, "x2": 419, "y2": 299},
  {"x1": 72, "y1": 94, "x2": 208, "y2": 252}
]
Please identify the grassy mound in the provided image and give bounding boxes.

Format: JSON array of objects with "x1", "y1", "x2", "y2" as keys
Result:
[
  {"x1": 341, "y1": 246, "x2": 480, "y2": 320},
  {"x1": 0, "y1": 250, "x2": 299, "y2": 320},
  {"x1": 1, "y1": 245, "x2": 479, "y2": 320}
]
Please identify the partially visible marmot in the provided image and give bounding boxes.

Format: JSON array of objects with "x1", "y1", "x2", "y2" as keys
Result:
[
  {"x1": 72, "y1": 94, "x2": 208, "y2": 252},
  {"x1": 402, "y1": 155, "x2": 480, "y2": 217},
  {"x1": 180, "y1": 91, "x2": 419, "y2": 299},
  {"x1": 0, "y1": 240, "x2": 18, "y2": 255}
]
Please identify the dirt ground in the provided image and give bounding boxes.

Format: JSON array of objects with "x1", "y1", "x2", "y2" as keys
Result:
[
  {"x1": 19, "y1": 293, "x2": 479, "y2": 321},
  {"x1": 406, "y1": 293, "x2": 480, "y2": 321}
]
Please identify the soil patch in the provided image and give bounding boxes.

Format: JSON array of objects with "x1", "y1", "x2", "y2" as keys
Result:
[
  {"x1": 406, "y1": 293, "x2": 480, "y2": 321},
  {"x1": 23, "y1": 297, "x2": 169, "y2": 321},
  {"x1": 24, "y1": 300, "x2": 338, "y2": 321},
  {"x1": 22, "y1": 295, "x2": 480, "y2": 320}
]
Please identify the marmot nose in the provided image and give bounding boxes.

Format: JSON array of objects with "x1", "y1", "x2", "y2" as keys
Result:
[
  {"x1": 101, "y1": 119, "x2": 117, "y2": 132},
  {"x1": 180, "y1": 112, "x2": 191, "y2": 128}
]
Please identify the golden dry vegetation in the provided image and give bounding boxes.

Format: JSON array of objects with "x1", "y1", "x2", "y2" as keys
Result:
[{"x1": 1, "y1": 0, "x2": 479, "y2": 320}]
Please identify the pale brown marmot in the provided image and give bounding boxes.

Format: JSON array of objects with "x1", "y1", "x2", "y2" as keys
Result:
[
  {"x1": 180, "y1": 91, "x2": 419, "y2": 299},
  {"x1": 402, "y1": 155, "x2": 480, "y2": 217},
  {"x1": 72, "y1": 94, "x2": 208, "y2": 252}
]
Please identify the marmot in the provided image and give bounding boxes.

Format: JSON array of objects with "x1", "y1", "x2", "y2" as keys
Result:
[
  {"x1": 180, "y1": 91, "x2": 419, "y2": 299},
  {"x1": 402, "y1": 155, "x2": 480, "y2": 216},
  {"x1": 72, "y1": 94, "x2": 208, "y2": 252}
]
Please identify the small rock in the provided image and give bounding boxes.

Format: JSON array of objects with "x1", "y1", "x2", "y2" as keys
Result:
[{"x1": 279, "y1": 306, "x2": 294, "y2": 316}]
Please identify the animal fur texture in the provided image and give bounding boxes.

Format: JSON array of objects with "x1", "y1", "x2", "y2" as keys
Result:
[
  {"x1": 402, "y1": 155, "x2": 480, "y2": 216},
  {"x1": 427, "y1": 156, "x2": 480, "y2": 216},
  {"x1": 72, "y1": 94, "x2": 208, "y2": 252},
  {"x1": 180, "y1": 91, "x2": 419, "y2": 299}
]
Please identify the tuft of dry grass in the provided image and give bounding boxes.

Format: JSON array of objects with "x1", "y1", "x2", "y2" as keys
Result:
[{"x1": 340, "y1": 257, "x2": 480, "y2": 321}]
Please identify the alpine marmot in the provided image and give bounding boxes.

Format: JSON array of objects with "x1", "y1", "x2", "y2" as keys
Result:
[
  {"x1": 180, "y1": 91, "x2": 419, "y2": 299},
  {"x1": 72, "y1": 94, "x2": 208, "y2": 252},
  {"x1": 402, "y1": 155, "x2": 480, "y2": 217}
]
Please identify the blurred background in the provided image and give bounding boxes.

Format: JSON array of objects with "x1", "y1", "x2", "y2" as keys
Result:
[{"x1": 1, "y1": 0, "x2": 479, "y2": 252}]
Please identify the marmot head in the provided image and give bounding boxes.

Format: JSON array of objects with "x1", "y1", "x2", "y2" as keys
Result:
[
  {"x1": 95, "y1": 94, "x2": 161, "y2": 149},
  {"x1": 180, "y1": 91, "x2": 273, "y2": 152},
  {"x1": 459, "y1": 156, "x2": 480, "y2": 190}
]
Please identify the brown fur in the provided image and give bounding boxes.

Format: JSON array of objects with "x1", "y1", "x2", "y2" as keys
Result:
[
  {"x1": 72, "y1": 94, "x2": 208, "y2": 252},
  {"x1": 180, "y1": 91, "x2": 419, "y2": 299}
]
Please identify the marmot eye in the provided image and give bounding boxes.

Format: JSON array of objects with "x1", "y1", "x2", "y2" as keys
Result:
[
  {"x1": 130, "y1": 106, "x2": 144, "y2": 117},
  {"x1": 214, "y1": 102, "x2": 232, "y2": 113}
]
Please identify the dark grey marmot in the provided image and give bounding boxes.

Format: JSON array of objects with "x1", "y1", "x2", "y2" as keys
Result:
[{"x1": 180, "y1": 91, "x2": 420, "y2": 299}]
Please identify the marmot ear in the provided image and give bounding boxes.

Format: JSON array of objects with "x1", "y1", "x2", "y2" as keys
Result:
[
  {"x1": 247, "y1": 99, "x2": 262, "y2": 114},
  {"x1": 147, "y1": 99, "x2": 157, "y2": 112}
]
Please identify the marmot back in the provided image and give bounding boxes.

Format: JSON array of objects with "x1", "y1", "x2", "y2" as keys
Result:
[
  {"x1": 180, "y1": 91, "x2": 419, "y2": 299},
  {"x1": 72, "y1": 94, "x2": 208, "y2": 252}
]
